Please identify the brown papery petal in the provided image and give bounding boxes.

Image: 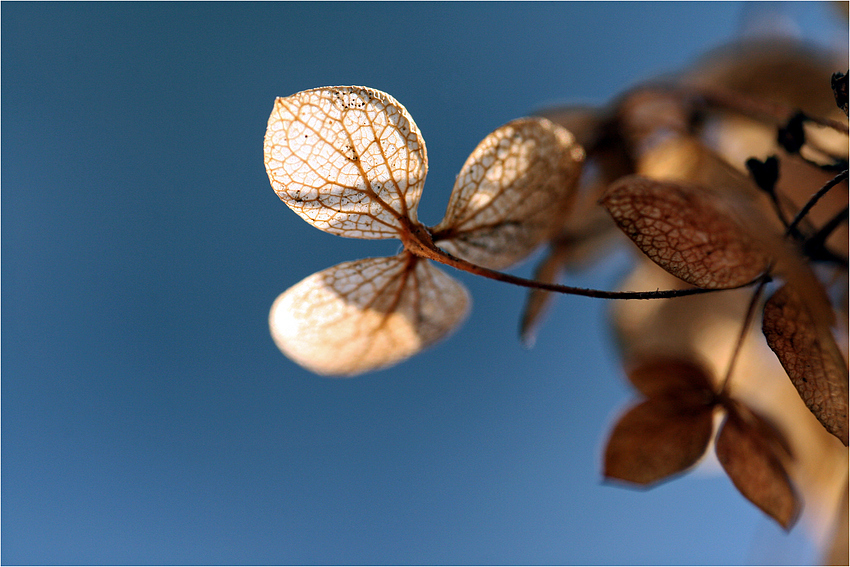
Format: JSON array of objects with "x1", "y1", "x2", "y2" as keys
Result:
[
  {"x1": 604, "y1": 397, "x2": 714, "y2": 486},
  {"x1": 433, "y1": 117, "x2": 584, "y2": 270},
  {"x1": 715, "y1": 404, "x2": 801, "y2": 530},
  {"x1": 762, "y1": 284, "x2": 849, "y2": 445},
  {"x1": 626, "y1": 356, "x2": 715, "y2": 399},
  {"x1": 600, "y1": 176, "x2": 771, "y2": 288}
]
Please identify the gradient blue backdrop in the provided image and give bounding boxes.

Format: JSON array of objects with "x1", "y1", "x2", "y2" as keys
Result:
[{"x1": 3, "y1": 2, "x2": 846, "y2": 564}]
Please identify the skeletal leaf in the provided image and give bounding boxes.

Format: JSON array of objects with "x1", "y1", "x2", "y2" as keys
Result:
[
  {"x1": 716, "y1": 403, "x2": 800, "y2": 530},
  {"x1": 433, "y1": 118, "x2": 584, "y2": 270},
  {"x1": 762, "y1": 284, "x2": 849, "y2": 445},
  {"x1": 269, "y1": 254, "x2": 469, "y2": 376},
  {"x1": 600, "y1": 176, "x2": 771, "y2": 288},
  {"x1": 604, "y1": 397, "x2": 715, "y2": 486},
  {"x1": 264, "y1": 86, "x2": 427, "y2": 239}
]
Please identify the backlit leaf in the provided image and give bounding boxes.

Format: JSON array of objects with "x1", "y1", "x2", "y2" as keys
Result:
[
  {"x1": 433, "y1": 117, "x2": 584, "y2": 269},
  {"x1": 600, "y1": 175, "x2": 771, "y2": 288},
  {"x1": 716, "y1": 403, "x2": 801, "y2": 529},
  {"x1": 269, "y1": 254, "x2": 469, "y2": 376},
  {"x1": 264, "y1": 86, "x2": 427, "y2": 239},
  {"x1": 762, "y1": 283, "x2": 849, "y2": 445},
  {"x1": 604, "y1": 397, "x2": 714, "y2": 486}
]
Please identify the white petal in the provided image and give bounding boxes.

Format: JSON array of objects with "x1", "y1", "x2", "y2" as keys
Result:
[
  {"x1": 264, "y1": 86, "x2": 427, "y2": 239},
  {"x1": 269, "y1": 255, "x2": 469, "y2": 376},
  {"x1": 434, "y1": 117, "x2": 584, "y2": 269}
]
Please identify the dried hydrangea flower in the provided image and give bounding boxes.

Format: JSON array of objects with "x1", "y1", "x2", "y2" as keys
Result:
[{"x1": 263, "y1": 86, "x2": 583, "y2": 376}]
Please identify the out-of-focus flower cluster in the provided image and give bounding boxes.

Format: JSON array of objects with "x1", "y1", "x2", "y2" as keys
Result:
[{"x1": 526, "y1": 38, "x2": 848, "y2": 560}]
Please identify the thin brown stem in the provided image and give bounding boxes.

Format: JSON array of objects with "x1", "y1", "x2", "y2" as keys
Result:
[
  {"x1": 412, "y1": 238, "x2": 762, "y2": 300},
  {"x1": 718, "y1": 279, "x2": 769, "y2": 395}
]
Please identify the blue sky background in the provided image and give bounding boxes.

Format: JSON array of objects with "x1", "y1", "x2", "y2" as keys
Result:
[{"x1": 3, "y1": 2, "x2": 846, "y2": 565}]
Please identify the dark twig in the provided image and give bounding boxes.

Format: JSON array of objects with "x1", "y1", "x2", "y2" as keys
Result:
[
  {"x1": 786, "y1": 170, "x2": 849, "y2": 237},
  {"x1": 804, "y1": 205, "x2": 849, "y2": 266},
  {"x1": 832, "y1": 71, "x2": 848, "y2": 117}
]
